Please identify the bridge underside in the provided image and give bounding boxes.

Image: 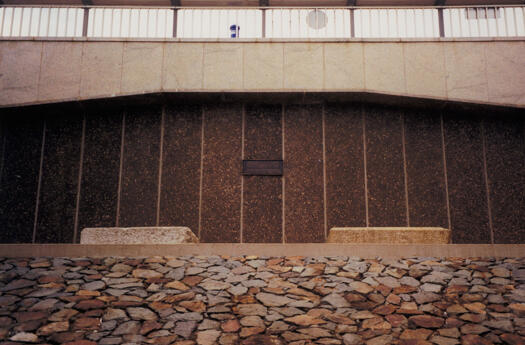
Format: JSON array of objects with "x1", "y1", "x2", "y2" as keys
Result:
[{"x1": 0, "y1": 94, "x2": 523, "y2": 244}]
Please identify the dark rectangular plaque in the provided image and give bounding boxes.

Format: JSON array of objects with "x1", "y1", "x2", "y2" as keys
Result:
[{"x1": 242, "y1": 160, "x2": 283, "y2": 176}]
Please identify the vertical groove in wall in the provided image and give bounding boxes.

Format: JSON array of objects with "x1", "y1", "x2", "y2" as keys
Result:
[
  {"x1": 481, "y1": 119, "x2": 495, "y2": 244},
  {"x1": 440, "y1": 113, "x2": 452, "y2": 232},
  {"x1": 115, "y1": 111, "x2": 126, "y2": 227},
  {"x1": 0, "y1": 121, "x2": 6, "y2": 186},
  {"x1": 361, "y1": 105, "x2": 369, "y2": 227},
  {"x1": 198, "y1": 106, "x2": 205, "y2": 240},
  {"x1": 321, "y1": 104, "x2": 328, "y2": 239},
  {"x1": 281, "y1": 104, "x2": 286, "y2": 244},
  {"x1": 156, "y1": 106, "x2": 165, "y2": 227},
  {"x1": 72, "y1": 114, "x2": 86, "y2": 243},
  {"x1": 240, "y1": 104, "x2": 245, "y2": 243},
  {"x1": 32, "y1": 120, "x2": 46, "y2": 244},
  {"x1": 401, "y1": 112, "x2": 410, "y2": 227}
]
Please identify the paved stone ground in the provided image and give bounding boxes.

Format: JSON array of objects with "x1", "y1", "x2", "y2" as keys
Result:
[{"x1": 0, "y1": 256, "x2": 525, "y2": 345}]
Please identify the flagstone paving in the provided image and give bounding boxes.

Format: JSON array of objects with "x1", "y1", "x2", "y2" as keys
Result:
[{"x1": 0, "y1": 255, "x2": 524, "y2": 345}]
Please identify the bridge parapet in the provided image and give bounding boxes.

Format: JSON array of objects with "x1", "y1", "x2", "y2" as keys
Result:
[{"x1": 0, "y1": 38, "x2": 524, "y2": 108}]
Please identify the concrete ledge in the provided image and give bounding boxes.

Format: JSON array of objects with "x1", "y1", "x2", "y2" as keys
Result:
[
  {"x1": 80, "y1": 227, "x2": 199, "y2": 244},
  {"x1": 327, "y1": 227, "x2": 451, "y2": 244},
  {"x1": 0, "y1": 244, "x2": 524, "y2": 258}
]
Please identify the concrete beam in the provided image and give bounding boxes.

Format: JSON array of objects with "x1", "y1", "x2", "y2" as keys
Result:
[
  {"x1": 1, "y1": 243, "x2": 525, "y2": 258},
  {"x1": 0, "y1": 39, "x2": 524, "y2": 109}
]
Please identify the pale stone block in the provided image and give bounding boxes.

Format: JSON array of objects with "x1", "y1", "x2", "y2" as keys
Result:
[
  {"x1": 327, "y1": 227, "x2": 451, "y2": 244},
  {"x1": 203, "y1": 43, "x2": 243, "y2": 90},
  {"x1": 163, "y1": 43, "x2": 203, "y2": 91},
  {"x1": 485, "y1": 41, "x2": 525, "y2": 107},
  {"x1": 38, "y1": 42, "x2": 82, "y2": 102},
  {"x1": 324, "y1": 43, "x2": 364, "y2": 90},
  {"x1": 283, "y1": 43, "x2": 323, "y2": 89},
  {"x1": 444, "y1": 42, "x2": 488, "y2": 104},
  {"x1": 0, "y1": 41, "x2": 42, "y2": 106},
  {"x1": 364, "y1": 43, "x2": 405, "y2": 95},
  {"x1": 80, "y1": 227, "x2": 199, "y2": 244},
  {"x1": 244, "y1": 43, "x2": 283, "y2": 90},
  {"x1": 80, "y1": 42, "x2": 124, "y2": 99},
  {"x1": 404, "y1": 43, "x2": 446, "y2": 99},
  {"x1": 122, "y1": 42, "x2": 163, "y2": 94}
]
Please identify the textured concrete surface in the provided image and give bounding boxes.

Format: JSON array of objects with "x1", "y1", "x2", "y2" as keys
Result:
[
  {"x1": 80, "y1": 227, "x2": 199, "y2": 244},
  {"x1": 326, "y1": 227, "x2": 451, "y2": 244},
  {"x1": 1, "y1": 39, "x2": 524, "y2": 108}
]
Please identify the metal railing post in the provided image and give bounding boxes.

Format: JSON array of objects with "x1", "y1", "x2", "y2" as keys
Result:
[
  {"x1": 438, "y1": 8, "x2": 445, "y2": 37},
  {"x1": 82, "y1": 7, "x2": 89, "y2": 37},
  {"x1": 435, "y1": 0, "x2": 445, "y2": 37},
  {"x1": 172, "y1": 9, "x2": 178, "y2": 37},
  {"x1": 171, "y1": 0, "x2": 180, "y2": 38},
  {"x1": 260, "y1": 0, "x2": 268, "y2": 38},
  {"x1": 347, "y1": 0, "x2": 356, "y2": 38}
]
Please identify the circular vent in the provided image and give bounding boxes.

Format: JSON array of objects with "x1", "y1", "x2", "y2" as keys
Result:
[{"x1": 307, "y1": 10, "x2": 328, "y2": 30}]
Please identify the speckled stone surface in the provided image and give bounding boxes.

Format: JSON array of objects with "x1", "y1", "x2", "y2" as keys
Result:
[
  {"x1": 325, "y1": 103, "x2": 366, "y2": 229},
  {"x1": 484, "y1": 115, "x2": 525, "y2": 244},
  {"x1": 243, "y1": 104, "x2": 283, "y2": 243},
  {"x1": 159, "y1": 104, "x2": 202, "y2": 235},
  {"x1": 200, "y1": 104, "x2": 242, "y2": 243},
  {"x1": 35, "y1": 112, "x2": 82, "y2": 243},
  {"x1": 327, "y1": 227, "x2": 451, "y2": 244},
  {"x1": 365, "y1": 105, "x2": 407, "y2": 227},
  {"x1": 443, "y1": 112, "x2": 491, "y2": 244},
  {"x1": 119, "y1": 106, "x2": 161, "y2": 227},
  {"x1": 77, "y1": 110, "x2": 122, "y2": 236},
  {"x1": 404, "y1": 110, "x2": 448, "y2": 228},
  {"x1": 284, "y1": 104, "x2": 324, "y2": 243},
  {"x1": 0, "y1": 110, "x2": 43, "y2": 243},
  {"x1": 80, "y1": 226, "x2": 199, "y2": 244}
]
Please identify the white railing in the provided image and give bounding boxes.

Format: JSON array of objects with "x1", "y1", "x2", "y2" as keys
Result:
[{"x1": 0, "y1": 5, "x2": 524, "y2": 39}]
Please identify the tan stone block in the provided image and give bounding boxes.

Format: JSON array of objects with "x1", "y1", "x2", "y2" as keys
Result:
[
  {"x1": 444, "y1": 42, "x2": 488, "y2": 103},
  {"x1": 0, "y1": 41, "x2": 42, "y2": 106},
  {"x1": 485, "y1": 41, "x2": 525, "y2": 107},
  {"x1": 163, "y1": 43, "x2": 203, "y2": 91},
  {"x1": 203, "y1": 43, "x2": 243, "y2": 89},
  {"x1": 122, "y1": 42, "x2": 163, "y2": 94},
  {"x1": 244, "y1": 43, "x2": 283, "y2": 90},
  {"x1": 326, "y1": 227, "x2": 451, "y2": 244},
  {"x1": 284, "y1": 43, "x2": 323, "y2": 89},
  {"x1": 80, "y1": 227, "x2": 199, "y2": 244},
  {"x1": 404, "y1": 42, "x2": 446, "y2": 99},
  {"x1": 80, "y1": 42, "x2": 124, "y2": 99},
  {"x1": 364, "y1": 43, "x2": 405, "y2": 95},
  {"x1": 38, "y1": 42, "x2": 82, "y2": 102},
  {"x1": 324, "y1": 43, "x2": 364, "y2": 90}
]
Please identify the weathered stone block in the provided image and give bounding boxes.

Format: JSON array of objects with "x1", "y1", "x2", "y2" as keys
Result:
[
  {"x1": 326, "y1": 227, "x2": 450, "y2": 244},
  {"x1": 80, "y1": 227, "x2": 199, "y2": 244}
]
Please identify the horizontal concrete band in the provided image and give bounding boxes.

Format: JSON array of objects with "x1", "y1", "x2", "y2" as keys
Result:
[
  {"x1": 0, "y1": 244, "x2": 524, "y2": 258},
  {"x1": 1, "y1": 40, "x2": 524, "y2": 108}
]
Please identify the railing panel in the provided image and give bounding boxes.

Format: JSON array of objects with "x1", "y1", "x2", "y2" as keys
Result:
[
  {"x1": 0, "y1": 7, "x2": 83, "y2": 37},
  {"x1": 444, "y1": 7, "x2": 525, "y2": 37},
  {"x1": 0, "y1": 5, "x2": 524, "y2": 39}
]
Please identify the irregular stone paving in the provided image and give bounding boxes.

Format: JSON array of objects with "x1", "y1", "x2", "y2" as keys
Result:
[{"x1": 0, "y1": 256, "x2": 524, "y2": 345}]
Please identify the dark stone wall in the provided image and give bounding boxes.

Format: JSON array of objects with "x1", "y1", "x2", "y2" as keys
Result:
[
  {"x1": 200, "y1": 104, "x2": 242, "y2": 243},
  {"x1": 365, "y1": 106, "x2": 407, "y2": 227},
  {"x1": 77, "y1": 110, "x2": 122, "y2": 237},
  {"x1": 0, "y1": 109, "x2": 43, "y2": 243},
  {"x1": 443, "y1": 112, "x2": 492, "y2": 243},
  {"x1": 243, "y1": 104, "x2": 283, "y2": 243},
  {"x1": 1, "y1": 101, "x2": 524, "y2": 244},
  {"x1": 159, "y1": 105, "x2": 202, "y2": 235}
]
